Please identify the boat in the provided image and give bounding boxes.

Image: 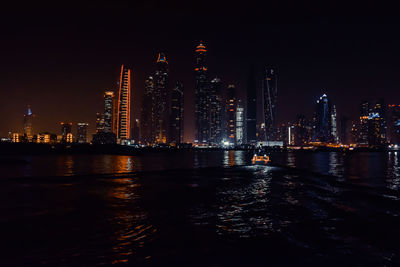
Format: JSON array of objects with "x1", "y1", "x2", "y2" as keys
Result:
[{"x1": 252, "y1": 154, "x2": 271, "y2": 165}]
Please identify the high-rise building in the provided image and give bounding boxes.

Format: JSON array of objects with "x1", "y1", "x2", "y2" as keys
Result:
[
  {"x1": 60, "y1": 122, "x2": 72, "y2": 142},
  {"x1": 262, "y1": 68, "x2": 278, "y2": 141},
  {"x1": 236, "y1": 100, "x2": 244, "y2": 145},
  {"x1": 294, "y1": 114, "x2": 309, "y2": 146},
  {"x1": 246, "y1": 65, "x2": 257, "y2": 145},
  {"x1": 77, "y1": 123, "x2": 89, "y2": 143},
  {"x1": 116, "y1": 64, "x2": 131, "y2": 141},
  {"x1": 140, "y1": 76, "x2": 155, "y2": 145},
  {"x1": 154, "y1": 53, "x2": 169, "y2": 143},
  {"x1": 388, "y1": 104, "x2": 400, "y2": 145},
  {"x1": 226, "y1": 84, "x2": 236, "y2": 144},
  {"x1": 23, "y1": 105, "x2": 34, "y2": 142},
  {"x1": 194, "y1": 42, "x2": 209, "y2": 144},
  {"x1": 331, "y1": 105, "x2": 339, "y2": 143},
  {"x1": 313, "y1": 94, "x2": 334, "y2": 143},
  {"x1": 104, "y1": 91, "x2": 114, "y2": 133},
  {"x1": 358, "y1": 101, "x2": 370, "y2": 145},
  {"x1": 209, "y1": 77, "x2": 224, "y2": 145},
  {"x1": 96, "y1": 112, "x2": 105, "y2": 133},
  {"x1": 368, "y1": 99, "x2": 386, "y2": 146},
  {"x1": 131, "y1": 119, "x2": 140, "y2": 143},
  {"x1": 169, "y1": 81, "x2": 184, "y2": 144}
]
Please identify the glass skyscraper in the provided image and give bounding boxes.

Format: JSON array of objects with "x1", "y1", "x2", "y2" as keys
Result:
[
  {"x1": 169, "y1": 81, "x2": 184, "y2": 144},
  {"x1": 262, "y1": 68, "x2": 278, "y2": 141},
  {"x1": 209, "y1": 77, "x2": 224, "y2": 145},
  {"x1": 104, "y1": 91, "x2": 114, "y2": 133}
]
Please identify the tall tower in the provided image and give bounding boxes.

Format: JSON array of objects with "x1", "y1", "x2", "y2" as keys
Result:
[
  {"x1": 23, "y1": 105, "x2": 34, "y2": 142},
  {"x1": 140, "y1": 76, "x2": 155, "y2": 144},
  {"x1": 262, "y1": 68, "x2": 278, "y2": 141},
  {"x1": 194, "y1": 41, "x2": 209, "y2": 144},
  {"x1": 236, "y1": 100, "x2": 244, "y2": 145},
  {"x1": 116, "y1": 64, "x2": 131, "y2": 140},
  {"x1": 313, "y1": 94, "x2": 333, "y2": 143},
  {"x1": 226, "y1": 84, "x2": 236, "y2": 144},
  {"x1": 77, "y1": 123, "x2": 89, "y2": 143},
  {"x1": 104, "y1": 91, "x2": 114, "y2": 133},
  {"x1": 246, "y1": 65, "x2": 257, "y2": 144},
  {"x1": 154, "y1": 53, "x2": 169, "y2": 143},
  {"x1": 209, "y1": 77, "x2": 224, "y2": 145},
  {"x1": 169, "y1": 81, "x2": 184, "y2": 144},
  {"x1": 331, "y1": 105, "x2": 339, "y2": 143}
]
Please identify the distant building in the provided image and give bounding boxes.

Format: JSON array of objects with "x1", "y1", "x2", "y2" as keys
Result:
[
  {"x1": 368, "y1": 99, "x2": 386, "y2": 146},
  {"x1": 96, "y1": 112, "x2": 105, "y2": 133},
  {"x1": 358, "y1": 101, "x2": 370, "y2": 145},
  {"x1": 154, "y1": 53, "x2": 169, "y2": 143},
  {"x1": 194, "y1": 42, "x2": 209, "y2": 144},
  {"x1": 388, "y1": 104, "x2": 400, "y2": 144},
  {"x1": 262, "y1": 68, "x2": 278, "y2": 141},
  {"x1": 331, "y1": 105, "x2": 339, "y2": 143},
  {"x1": 169, "y1": 81, "x2": 184, "y2": 144},
  {"x1": 140, "y1": 76, "x2": 155, "y2": 144},
  {"x1": 23, "y1": 105, "x2": 34, "y2": 142},
  {"x1": 12, "y1": 133, "x2": 20, "y2": 143},
  {"x1": 226, "y1": 84, "x2": 236, "y2": 144},
  {"x1": 236, "y1": 100, "x2": 244, "y2": 145},
  {"x1": 77, "y1": 123, "x2": 89, "y2": 143},
  {"x1": 209, "y1": 77, "x2": 224, "y2": 145},
  {"x1": 313, "y1": 94, "x2": 335, "y2": 143},
  {"x1": 131, "y1": 119, "x2": 140, "y2": 144},
  {"x1": 116, "y1": 64, "x2": 131, "y2": 141},
  {"x1": 104, "y1": 91, "x2": 114, "y2": 133},
  {"x1": 246, "y1": 65, "x2": 257, "y2": 145},
  {"x1": 60, "y1": 122, "x2": 72, "y2": 142}
]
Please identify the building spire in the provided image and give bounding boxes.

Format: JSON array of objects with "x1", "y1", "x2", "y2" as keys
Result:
[{"x1": 157, "y1": 52, "x2": 168, "y2": 64}]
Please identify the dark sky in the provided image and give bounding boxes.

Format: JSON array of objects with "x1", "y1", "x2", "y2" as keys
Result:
[{"x1": 1, "y1": 2, "x2": 399, "y2": 141}]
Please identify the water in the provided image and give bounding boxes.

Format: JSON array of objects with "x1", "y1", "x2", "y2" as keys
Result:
[{"x1": 0, "y1": 151, "x2": 399, "y2": 265}]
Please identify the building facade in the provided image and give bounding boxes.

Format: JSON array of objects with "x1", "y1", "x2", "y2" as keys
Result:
[
  {"x1": 154, "y1": 53, "x2": 169, "y2": 143},
  {"x1": 226, "y1": 84, "x2": 236, "y2": 144},
  {"x1": 262, "y1": 68, "x2": 278, "y2": 141},
  {"x1": 194, "y1": 42, "x2": 209, "y2": 144},
  {"x1": 23, "y1": 105, "x2": 34, "y2": 142},
  {"x1": 77, "y1": 123, "x2": 89, "y2": 143},
  {"x1": 209, "y1": 77, "x2": 224, "y2": 145},
  {"x1": 116, "y1": 64, "x2": 131, "y2": 140},
  {"x1": 236, "y1": 100, "x2": 244, "y2": 145},
  {"x1": 104, "y1": 91, "x2": 114, "y2": 133},
  {"x1": 169, "y1": 81, "x2": 184, "y2": 144},
  {"x1": 140, "y1": 76, "x2": 155, "y2": 144}
]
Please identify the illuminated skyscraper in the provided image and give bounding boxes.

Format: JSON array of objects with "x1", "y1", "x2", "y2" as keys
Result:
[
  {"x1": 23, "y1": 105, "x2": 34, "y2": 142},
  {"x1": 194, "y1": 42, "x2": 209, "y2": 144},
  {"x1": 141, "y1": 76, "x2": 155, "y2": 144},
  {"x1": 236, "y1": 100, "x2": 244, "y2": 145},
  {"x1": 169, "y1": 81, "x2": 184, "y2": 144},
  {"x1": 331, "y1": 105, "x2": 339, "y2": 143},
  {"x1": 262, "y1": 68, "x2": 278, "y2": 141},
  {"x1": 60, "y1": 122, "x2": 72, "y2": 142},
  {"x1": 209, "y1": 77, "x2": 224, "y2": 145},
  {"x1": 388, "y1": 104, "x2": 400, "y2": 145},
  {"x1": 116, "y1": 64, "x2": 131, "y2": 141},
  {"x1": 226, "y1": 84, "x2": 236, "y2": 144},
  {"x1": 77, "y1": 123, "x2": 89, "y2": 143},
  {"x1": 96, "y1": 112, "x2": 105, "y2": 133},
  {"x1": 358, "y1": 101, "x2": 370, "y2": 145},
  {"x1": 313, "y1": 94, "x2": 334, "y2": 143},
  {"x1": 154, "y1": 53, "x2": 169, "y2": 143},
  {"x1": 104, "y1": 91, "x2": 114, "y2": 133},
  {"x1": 246, "y1": 65, "x2": 257, "y2": 145},
  {"x1": 368, "y1": 99, "x2": 386, "y2": 146}
]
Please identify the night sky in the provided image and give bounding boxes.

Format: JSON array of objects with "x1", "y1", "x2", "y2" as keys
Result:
[{"x1": 1, "y1": 2, "x2": 399, "y2": 141}]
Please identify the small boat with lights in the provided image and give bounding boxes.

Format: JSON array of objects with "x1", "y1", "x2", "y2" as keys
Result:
[{"x1": 252, "y1": 154, "x2": 271, "y2": 165}]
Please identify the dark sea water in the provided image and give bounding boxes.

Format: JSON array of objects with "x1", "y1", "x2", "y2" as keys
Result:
[{"x1": 0, "y1": 150, "x2": 399, "y2": 266}]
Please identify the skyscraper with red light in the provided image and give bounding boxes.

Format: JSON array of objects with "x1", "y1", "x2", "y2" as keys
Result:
[
  {"x1": 194, "y1": 42, "x2": 209, "y2": 144},
  {"x1": 154, "y1": 53, "x2": 169, "y2": 143},
  {"x1": 116, "y1": 65, "x2": 131, "y2": 141}
]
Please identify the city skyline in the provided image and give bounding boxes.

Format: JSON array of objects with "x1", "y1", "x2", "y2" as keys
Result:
[{"x1": 2, "y1": 5, "x2": 400, "y2": 141}]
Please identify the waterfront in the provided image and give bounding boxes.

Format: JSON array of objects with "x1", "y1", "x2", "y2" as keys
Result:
[{"x1": 0, "y1": 151, "x2": 399, "y2": 265}]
